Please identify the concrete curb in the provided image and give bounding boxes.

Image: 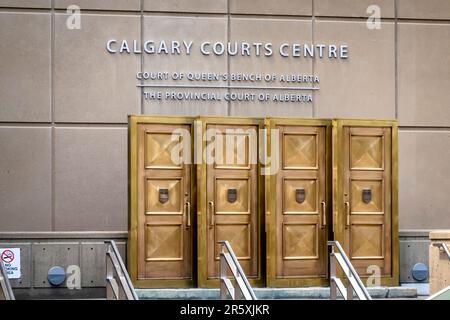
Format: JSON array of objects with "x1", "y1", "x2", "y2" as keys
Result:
[{"x1": 136, "y1": 286, "x2": 417, "y2": 300}]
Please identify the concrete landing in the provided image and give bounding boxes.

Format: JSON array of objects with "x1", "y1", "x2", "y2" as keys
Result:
[{"x1": 136, "y1": 287, "x2": 417, "y2": 300}]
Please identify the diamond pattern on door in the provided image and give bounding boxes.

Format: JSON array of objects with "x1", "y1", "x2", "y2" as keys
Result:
[
  {"x1": 283, "y1": 179, "x2": 317, "y2": 214},
  {"x1": 145, "y1": 224, "x2": 183, "y2": 261},
  {"x1": 145, "y1": 132, "x2": 181, "y2": 169},
  {"x1": 350, "y1": 224, "x2": 384, "y2": 259},
  {"x1": 145, "y1": 178, "x2": 182, "y2": 214},
  {"x1": 283, "y1": 134, "x2": 317, "y2": 169},
  {"x1": 351, "y1": 180, "x2": 383, "y2": 213},
  {"x1": 282, "y1": 224, "x2": 318, "y2": 259},
  {"x1": 350, "y1": 135, "x2": 383, "y2": 169},
  {"x1": 215, "y1": 224, "x2": 250, "y2": 260}
]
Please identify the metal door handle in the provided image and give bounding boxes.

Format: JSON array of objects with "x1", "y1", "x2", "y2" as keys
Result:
[
  {"x1": 321, "y1": 201, "x2": 327, "y2": 228},
  {"x1": 208, "y1": 201, "x2": 215, "y2": 227},
  {"x1": 185, "y1": 202, "x2": 191, "y2": 228},
  {"x1": 345, "y1": 201, "x2": 350, "y2": 228}
]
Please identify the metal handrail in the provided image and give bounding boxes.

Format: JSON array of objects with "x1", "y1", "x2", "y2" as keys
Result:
[
  {"x1": 328, "y1": 241, "x2": 372, "y2": 300},
  {"x1": 105, "y1": 240, "x2": 138, "y2": 300},
  {"x1": 0, "y1": 259, "x2": 15, "y2": 300},
  {"x1": 427, "y1": 285, "x2": 450, "y2": 300},
  {"x1": 432, "y1": 242, "x2": 450, "y2": 260},
  {"x1": 219, "y1": 240, "x2": 257, "y2": 300}
]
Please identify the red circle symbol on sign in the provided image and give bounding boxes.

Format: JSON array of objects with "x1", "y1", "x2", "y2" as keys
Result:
[{"x1": 1, "y1": 250, "x2": 14, "y2": 263}]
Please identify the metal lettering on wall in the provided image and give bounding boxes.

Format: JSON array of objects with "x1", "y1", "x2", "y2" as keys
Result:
[{"x1": 106, "y1": 39, "x2": 350, "y2": 104}]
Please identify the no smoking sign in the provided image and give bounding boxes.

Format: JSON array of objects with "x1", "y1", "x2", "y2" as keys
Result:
[
  {"x1": 1, "y1": 250, "x2": 14, "y2": 263},
  {"x1": 0, "y1": 248, "x2": 21, "y2": 279}
]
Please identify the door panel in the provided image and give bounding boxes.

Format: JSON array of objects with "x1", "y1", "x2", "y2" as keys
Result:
[
  {"x1": 198, "y1": 119, "x2": 262, "y2": 287},
  {"x1": 267, "y1": 119, "x2": 330, "y2": 287},
  {"x1": 207, "y1": 123, "x2": 258, "y2": 279},
  {"x1": 345, "y1": 126, "x2": 391, "y2": 275},
  {"x1": 129, "y1": 117, "x2": 194, "y2": 288},
  {"x1": 333, "y1": 120, "x2": 398, "y2": 286}
]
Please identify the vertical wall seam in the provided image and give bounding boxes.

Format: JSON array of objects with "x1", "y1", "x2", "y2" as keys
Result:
[
  {"x1": 394, "y1": 0, "x2": 399, "y2": 120},
  {"x1": 50, "y1": 0, "x2": 55, "y2": 232},
  {"x1": 140, "y1": 0, "x2": 144, "y2": 115},
  {"x1": 227, "y1": 0, "x2": 231, "y2": 116},
  {"x1": 311, "y1": 0, "x2": 316, "y2": 118}
]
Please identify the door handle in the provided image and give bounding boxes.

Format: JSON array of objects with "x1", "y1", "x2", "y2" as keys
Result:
[
  {"x1": 321, "y1": 201, "x2": 326, "y2": 228},
  {"x1": 185, "y1": 202, "x2": 191, "y2": 228},
  {"x1": 208, "y1": 201, "x2": 215, "y2": 227},
  {"x1": 345, "y1": 201, "x2": 350, "y2": 228}
]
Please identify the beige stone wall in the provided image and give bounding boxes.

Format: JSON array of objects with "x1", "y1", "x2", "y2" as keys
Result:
[{"x1": 0, "y1": 0, "x2": 449, "y2": 232}]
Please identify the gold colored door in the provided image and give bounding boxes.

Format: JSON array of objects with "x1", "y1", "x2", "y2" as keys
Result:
[
  {"x1": 333, "y1": 120, "x2": 398, "y2": 286},
  {"x1": 198, "y1": 118, "x2": 263, "y2": 287},
  {"x1": 129, "y1": 116, "x2": 195, "y2": 288},
  {"x1": 266, "y1": 119, "x2": 330, "y2": 287}
]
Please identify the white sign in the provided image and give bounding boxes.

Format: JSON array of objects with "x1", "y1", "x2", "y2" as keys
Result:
[{"x1": 0, "y1": 248, "x2": 21, "y2": 279}]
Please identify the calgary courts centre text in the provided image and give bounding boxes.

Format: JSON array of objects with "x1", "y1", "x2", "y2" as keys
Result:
[{"x1": 106, "y1": 39, "x2": 349, "y2": 59}]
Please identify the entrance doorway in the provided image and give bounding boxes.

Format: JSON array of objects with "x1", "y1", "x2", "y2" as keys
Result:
[
  {"x1": 265, "y1": 118, "x2": 331, "y2": 287},
  {"x1": 332, "y1": 120, "x2": 398, "y2": 286},
  {"x1": 128, "y1": 116, "x2": 195, "y2": 288},
  {"x1": 197, "y1": 117, "x2": 264, "y2": 288},
  {"x1": 128, "y1": 116, "x2": 398, "y2": 288}
]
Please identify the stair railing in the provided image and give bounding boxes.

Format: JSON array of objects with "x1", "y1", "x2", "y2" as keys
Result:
[
  {"x1": 432, "y1": 242, "x2": 450, "y2": 260},
  {"x1": 105, "y1": 240, "x2": 138, "y2": 300},
  {"x1": 0, "y1": 259, "x2": 15, "y2": 300},
  {"x1": 328, "y1": 241, "x2": 372, "y2": 300}
]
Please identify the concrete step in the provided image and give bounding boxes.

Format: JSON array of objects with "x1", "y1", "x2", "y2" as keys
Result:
[{"x1": 136, "y1": 286, "x2": 417, "y2": 300}]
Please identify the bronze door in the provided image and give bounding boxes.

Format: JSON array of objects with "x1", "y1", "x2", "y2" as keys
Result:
[
  {"x1": 129, "y1": 117, "x2": 194, "y2": 288},
  {"x1": 266, "y1": 119, "x2": 330, "y2": 287},
  {"x1": 333, "y1": 120, "x2": 398, "y2": 286},
  {"x1": 198, "y1": 118, "x2": 262, "y2": 287}
]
